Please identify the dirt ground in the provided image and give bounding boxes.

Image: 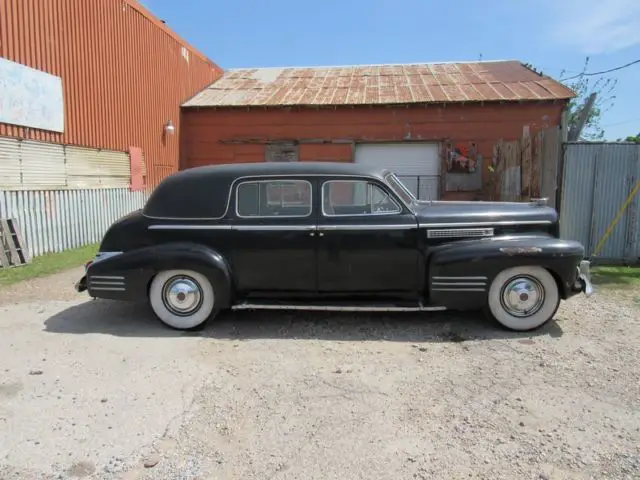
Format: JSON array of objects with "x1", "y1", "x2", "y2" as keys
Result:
[{"x1": 0, "y1": 267, "x2": 639, "y2": 480}]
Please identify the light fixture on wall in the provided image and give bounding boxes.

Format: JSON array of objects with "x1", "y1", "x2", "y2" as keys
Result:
[{"x1": 164, "y1": 120, "x2": 175, "y2": 135}]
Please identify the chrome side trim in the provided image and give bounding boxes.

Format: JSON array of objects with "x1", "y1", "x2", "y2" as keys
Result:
[
  {"x1": 148, "y1": 224, "x2": 417, "y2": 231},
  {"x1": 432, "y1": 276, "x2": 488, "y2": 281},
  {"x1": 148, "y1": 224, "x2": 233, "y2": 231},
  {"x1": 431, "y1": 288, "x2": 486, "y2": 292},
  {"x1": 231, "y1": 303, "x2": 447, "y2": 312},
  {"x1": 419, "y1": 220, "x2": 552, "y2": 228},
  {"x1": 90, "y1": 281, "x2": 125, "y2": 286},
  {"x1": 90, "y1": 275, "x2": 124, "y2": 280},
  {"x1": 233, "y1": 225, "x2": 315, "y2": 232},
  {"x1": 89, "y1": 287, "x2": 126, "y2": 292},
  {"x1": 432, "y1": 282, "x2": 486, "y2": 286},
  {"x1": 427, "y1": 228, "x2": 494, "y2": 239},
  {"x1": 318, "y1": 224, "x2": 416, "y2": 231}
]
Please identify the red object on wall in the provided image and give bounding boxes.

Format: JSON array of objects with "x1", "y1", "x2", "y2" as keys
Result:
[{"x1": 129, "y1": 146, "x2": 144, "y2": 191}]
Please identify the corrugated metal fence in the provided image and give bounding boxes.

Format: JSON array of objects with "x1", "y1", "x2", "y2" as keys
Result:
[
  {"x1": 560, "y1": 142, "x2": 640, "y2": 264},
  {"x1": 0, "y1": 188, "x2": 148, "y2": 257}
]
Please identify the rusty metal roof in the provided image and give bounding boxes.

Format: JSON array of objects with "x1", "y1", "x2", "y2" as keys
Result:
[{"x1": 182, "y1": 60, "x2": 575, "y2": 108}]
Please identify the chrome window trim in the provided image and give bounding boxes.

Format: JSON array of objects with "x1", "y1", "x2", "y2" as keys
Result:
[
  {"x1": 320, "y1": 179, "x2": 402, "y2": 218},
  {"x1": 235, "y1": 178, "x2": 313, "y2": 219},
  {"x1": 385, "y1": 172, "x2": 417, "y2": 206},
  {"x1": 143, "y1": 173, "x2": 389, "y2": 221}
]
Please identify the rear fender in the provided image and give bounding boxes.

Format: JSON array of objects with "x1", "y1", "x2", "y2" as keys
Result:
[
  {"x1": 87, "y1": 242, "x2": 233, "y2": 306},
  {"x1": 427, "y1": 235, "x2": 585, "y2": 309}
]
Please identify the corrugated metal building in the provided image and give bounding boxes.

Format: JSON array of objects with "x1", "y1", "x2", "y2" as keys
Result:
[
  {"x1": 181, "y1": 61, "x2": 574, "y2": 200},
  {"x1": 0, "y1": 0, "x2": 221, "y2": 256}
]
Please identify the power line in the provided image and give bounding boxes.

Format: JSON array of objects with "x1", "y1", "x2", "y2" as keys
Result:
[
  {"x1": 601, "y1": 117, "x2": 640, "y2": 128},
  {"x1": 560, "y1": 59, "x2": 640, "y2": 81}
]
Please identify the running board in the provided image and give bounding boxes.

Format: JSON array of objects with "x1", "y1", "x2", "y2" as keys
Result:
[{"x1": 231, "y1": 303, "x2": 447, "y2": 312}]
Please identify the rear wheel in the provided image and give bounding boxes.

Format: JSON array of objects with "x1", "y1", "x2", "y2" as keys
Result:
[
  {"x1": 485, "y1": 266, "x2": 560, "y2": 331},
  {"x1": 149, "y1": 269, "x2": 217, "y2": 330}
]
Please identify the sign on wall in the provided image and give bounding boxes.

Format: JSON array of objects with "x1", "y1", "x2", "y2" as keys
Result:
[{"x1": 0, "y1": 58, "x2": 65, "y2": 133}]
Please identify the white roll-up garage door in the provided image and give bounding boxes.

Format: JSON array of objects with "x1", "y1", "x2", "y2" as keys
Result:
[{"x1": 354, "y1": 143, "x2": 440, "y2": 200}]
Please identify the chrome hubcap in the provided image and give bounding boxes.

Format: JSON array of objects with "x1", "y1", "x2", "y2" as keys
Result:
[
  {"x1": 500, "y1": 276, "x2": 545, "y2": 317},
  {"x1": 162, "y1": 276, "x2": 202, "y2": 316}
]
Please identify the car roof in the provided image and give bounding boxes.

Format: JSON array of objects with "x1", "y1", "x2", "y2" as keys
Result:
[
  {"x1": 143, "y1": 161, "x2": 393, "y2": 219},
  {"x1": 173, "y1": 161, "x2": 391, "y2": 180}
]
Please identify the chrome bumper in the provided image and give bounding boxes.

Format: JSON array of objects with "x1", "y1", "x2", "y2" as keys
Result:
[{"x1": 577, "y1": 260, "x2": 594, "y2": 297}]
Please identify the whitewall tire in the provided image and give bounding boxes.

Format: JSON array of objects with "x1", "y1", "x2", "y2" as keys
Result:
[
  {"x1": 149, "y1": 269, "x2": 216, "y2": 330},
  {"x1": 485, "y1": 266, "x2": 560, "y2": 331}
]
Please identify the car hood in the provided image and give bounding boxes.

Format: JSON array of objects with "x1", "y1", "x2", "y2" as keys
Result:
[{"x1": 412, "y1": 200, "x2": 558, "y2": 226}]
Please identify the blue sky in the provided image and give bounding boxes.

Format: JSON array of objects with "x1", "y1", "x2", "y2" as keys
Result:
[{"x1": 145, "y1": 0, "x2": 639, "y2": 140}]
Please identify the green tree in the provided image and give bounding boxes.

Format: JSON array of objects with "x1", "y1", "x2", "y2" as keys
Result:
[
  {"x1": 560, "y1": 57, "x2": 617, "y2": 141},
  {"x1": 622, "y1": 133, "x2": 640, "y2": 143}
]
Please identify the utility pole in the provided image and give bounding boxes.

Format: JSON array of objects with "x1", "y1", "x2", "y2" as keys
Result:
[{"x1": 568, "y1": 92, "x2": 597, "y2": 141}]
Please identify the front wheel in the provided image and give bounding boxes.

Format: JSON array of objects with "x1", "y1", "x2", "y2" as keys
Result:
[
  {"x1": 149, "y1": 269, "x2": 217, "y2": 330},
  {"x1": 485, "y1": 266, "x2": 560, "y2": 331}
]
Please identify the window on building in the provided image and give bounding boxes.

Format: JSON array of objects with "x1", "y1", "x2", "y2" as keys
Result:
[
  {"x1": 236, "y1": 179, "x2": 312, "y2": 217},
  {"x1": 321, "y1": 180, "x2": 401, "y2": 216}
]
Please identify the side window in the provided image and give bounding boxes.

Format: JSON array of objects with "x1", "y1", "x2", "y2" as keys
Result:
[
  {"x1": 236, "y1": 179, "x2": 312, "y2": 218},
  {"x1": 322, "y1": 180, "x2": 401, "y2": 216}
]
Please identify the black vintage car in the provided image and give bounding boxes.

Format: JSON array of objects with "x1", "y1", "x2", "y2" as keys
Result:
[{"x1": 75, "y1": 162, "x2": 593, "y2": 331}]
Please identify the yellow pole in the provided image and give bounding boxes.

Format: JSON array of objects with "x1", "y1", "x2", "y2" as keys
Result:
[{"x1": 592, "y1": 179, "x2": 640, "y2": 257}]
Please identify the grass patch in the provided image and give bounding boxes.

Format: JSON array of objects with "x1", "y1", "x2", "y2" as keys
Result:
[
  {"x1": 591, "y1": 266, "x2": 640, "y2": 287},
  {"x1": 0, "y1": 243, "x2": 98, "y2": 287}
]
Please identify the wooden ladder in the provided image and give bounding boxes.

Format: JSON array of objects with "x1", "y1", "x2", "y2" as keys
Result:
[{"x1": 0, "y1": 218, "x2": 31, "y2": 268}]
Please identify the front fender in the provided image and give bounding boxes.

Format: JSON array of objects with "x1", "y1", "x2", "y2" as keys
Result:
[
  {"x1": 427, "y1": 235, "x2": 585, "y2": 309},
  {"x1": 87, "y1": 242, "x2": 233, "y2": 306}
]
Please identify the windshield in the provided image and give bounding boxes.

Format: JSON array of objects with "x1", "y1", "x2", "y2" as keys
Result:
[{"x1": 385, "y1": 173, "x2": 417, "y2": 206}]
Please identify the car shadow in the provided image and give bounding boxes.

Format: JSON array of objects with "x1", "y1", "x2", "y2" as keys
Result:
[{"x1": 43, "y1": 299, "x2": 564, "y2": 342}]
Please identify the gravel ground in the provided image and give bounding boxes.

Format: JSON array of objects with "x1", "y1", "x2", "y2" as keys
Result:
[{"x1": 0, "y1": 267, "x2": 639, "y2": 480}]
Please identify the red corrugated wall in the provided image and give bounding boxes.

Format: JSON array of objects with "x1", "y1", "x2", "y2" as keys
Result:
[
  {"x1": 181, "y1": 102, "x2": 565, "y2": 199},
  {"x1": 0, "y1": 0, "x2": 223, "y2": 187}
]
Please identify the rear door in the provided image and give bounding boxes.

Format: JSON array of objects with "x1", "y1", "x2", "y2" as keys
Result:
[{"x1": 229, "y1": 177, "x2": 317, "y2": 296}]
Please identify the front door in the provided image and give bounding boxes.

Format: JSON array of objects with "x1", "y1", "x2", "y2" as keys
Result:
[
  {"x1": 316, "y1": 177, "x2": 420, "y2": 300},
  {"x1": 229, "y1": 177, "x2": 317, "y2": 297}
]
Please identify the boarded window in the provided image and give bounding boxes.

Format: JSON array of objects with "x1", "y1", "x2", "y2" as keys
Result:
[
  {"x1": 236, "y1": 179, "x2": 311, "y2": 217},
  {"x1": 265, "y1": 143, "x2": 299, "y2": 162}
]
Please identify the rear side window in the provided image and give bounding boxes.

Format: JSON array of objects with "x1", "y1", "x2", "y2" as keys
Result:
[{"x1": 236, "y1": 179, "x2": 312, "y2": 218}]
